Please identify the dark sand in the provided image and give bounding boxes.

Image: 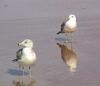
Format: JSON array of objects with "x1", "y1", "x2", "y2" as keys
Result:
[{"x1": 0, "y1": 0, "x2": 100, "y2": 86}]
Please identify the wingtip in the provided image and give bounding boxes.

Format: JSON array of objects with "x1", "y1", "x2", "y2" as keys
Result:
[
  {"x1": 12, "y1": 59, "x2": 18, "y2": 62},
  {"x1": 56, "y1": 31, "x2": 60, "y2": 34}
]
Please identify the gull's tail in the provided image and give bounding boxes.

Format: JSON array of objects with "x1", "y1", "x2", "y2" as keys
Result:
[
  {"x1": 12, "y1": 59, "x2": 18, "y2": 62},
  {"x1": 56, "y1": 31, "x2": 64, "y2": 34}
]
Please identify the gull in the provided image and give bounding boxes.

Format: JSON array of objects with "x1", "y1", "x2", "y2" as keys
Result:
[
  {"x1": 57, "y1": 14, "x2": 77, "y2": 42},
  {"x1": 12, "y1": 39, "x2": 37, "y2": 77}
]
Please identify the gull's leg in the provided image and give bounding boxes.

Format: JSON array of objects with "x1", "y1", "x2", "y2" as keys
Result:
[
  {"x1": 22, "y1": 66, "x2": 24, "y2": 80},
  {"x1": 68, "y1": 33, "x2": 70, "y2": 42},
  {"x1": 71, "y1": 31, "x2": 76, "y2": 43},
  {"x1": 29, "y1": 66, "x2": 32, "y2": 79},
  {"x1": 66, "y1": 33, "x2": 70, "y2": 43},
  {"x1": 65, "y1": 33, "x2": 69, "y2": 43},
  {"x1": 68, "y1": 32, "x2": 73, "y2": 43},
  {"x1": 70, "y1": 33, "x2": 73, "y2": 43},
  {"x1": 16, "y1": 65, "x2": 21, "y2": 82}
]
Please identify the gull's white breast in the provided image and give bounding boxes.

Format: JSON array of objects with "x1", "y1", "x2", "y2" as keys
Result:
[
  {"x1": 21, "y1": 48, "x2": 37, "y2": 65},
  {"x1": 66, "y1": 19, "x2": 77, "y2": 29}
]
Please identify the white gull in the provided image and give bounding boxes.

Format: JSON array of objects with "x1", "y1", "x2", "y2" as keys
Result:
[
  {"x1": 57, "y1": 14, "x2": 77, "y2": 42},
  {"x1": 12, "y1": 39, "x2": 37, "y2": 77}
]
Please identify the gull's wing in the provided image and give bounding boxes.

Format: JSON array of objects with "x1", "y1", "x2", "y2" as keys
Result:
[
  {"x1": 57, "y1": 21, "x2": 66, "y2": 34},
  {"x1": 12, "y1": 48, "x2": 23, "y2": 62},
  {"x1": 61, "y1": 21, "x2": 65, "y2": 32}
]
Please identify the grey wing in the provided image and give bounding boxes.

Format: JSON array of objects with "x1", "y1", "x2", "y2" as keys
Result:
[
  {"x1": 12, "y1": 48, "x2": 23, "y2": 62},
  {"x1": 16, "y1": 48, "x2": 23, "y2": 60},
  {"x1": 56, "y1": 21, "x2": 65, "y2": 34},
  {"x1": 61, "y1": 21, "x2": 65, "y2": 32}
]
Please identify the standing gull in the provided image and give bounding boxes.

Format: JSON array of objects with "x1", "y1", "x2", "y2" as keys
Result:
[
  {"x1": 12, "y1": 39, "x2": 37, "y2": 77},
  {"x1": 57, "y1": 14, "x2": 77, "y2": 42}
]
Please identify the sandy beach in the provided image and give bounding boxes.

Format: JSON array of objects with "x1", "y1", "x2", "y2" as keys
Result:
[{"x1": 0, "y1": 0, "x2": 100, "y2": 86}]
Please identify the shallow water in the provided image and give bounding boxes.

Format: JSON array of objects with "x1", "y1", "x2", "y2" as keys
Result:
[{"x1": 0, "y1": 0, "x2": 100, "y2": 86}]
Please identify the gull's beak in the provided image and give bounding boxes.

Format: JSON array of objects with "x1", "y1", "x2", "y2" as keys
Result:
[{"x1": 17, "y1": 42, "x2": 22, "y2": 46}]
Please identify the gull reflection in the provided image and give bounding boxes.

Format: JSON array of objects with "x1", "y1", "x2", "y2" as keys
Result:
[
  {"x1": 57, "y1": 43, "x2": 78, "y2": 72},
  {"x1": 13, "y1": 79, "x2": 35, "y2": 86}
]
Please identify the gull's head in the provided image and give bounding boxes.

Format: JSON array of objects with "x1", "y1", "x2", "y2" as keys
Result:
[
  {"x1": 68, "y1": 14, "x2": 76, "y2": 20},
  {"x1": 18, "y1": 39, "x2": 33, "y2": 48},
  {"x1": 66, "y1": 14, "x2": 76, "y2": 21}
]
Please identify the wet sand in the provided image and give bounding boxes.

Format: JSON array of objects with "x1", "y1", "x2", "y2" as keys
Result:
[{"x1": 0, "y1": 0, "x2": 100, "y2": 86}]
